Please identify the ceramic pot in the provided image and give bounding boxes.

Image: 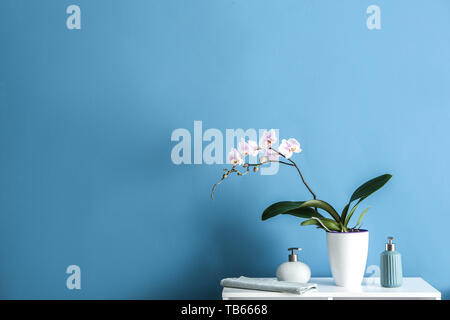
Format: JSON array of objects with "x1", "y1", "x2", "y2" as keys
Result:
[{"x1": 326, "y1": 230, "x2": 369, "y2": 288}]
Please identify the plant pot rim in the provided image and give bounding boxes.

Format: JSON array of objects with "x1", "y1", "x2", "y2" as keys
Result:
[{"x1": 327, "y1": 229, "x2": 368, "y2": 234}]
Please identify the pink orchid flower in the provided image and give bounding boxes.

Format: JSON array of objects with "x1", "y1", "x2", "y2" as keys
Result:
[
  {"x1": 279, "y1": 138, "x2": 302, "y2": 159},
  {"x1": 259, "y1": 129, "x2": 278, "y2": 149},
  {"x1": 247, "y1": 140, "x2": 260, "y2": 157},
  {"x1": 228, "y1": 148, "x2": 244, "y2": 166}
]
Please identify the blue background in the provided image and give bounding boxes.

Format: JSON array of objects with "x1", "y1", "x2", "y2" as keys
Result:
[{"x1": 0, "y1": 0, "x2": 449, "y2": 299}]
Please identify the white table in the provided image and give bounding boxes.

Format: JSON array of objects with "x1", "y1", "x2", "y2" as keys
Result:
[{"x1": 222, "y1": 277, "x2": 441, "y2": 300}]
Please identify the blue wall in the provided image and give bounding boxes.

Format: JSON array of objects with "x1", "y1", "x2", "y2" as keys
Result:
[{"x1": 1, "y1": 0, "x2": 449, "y2": 299}]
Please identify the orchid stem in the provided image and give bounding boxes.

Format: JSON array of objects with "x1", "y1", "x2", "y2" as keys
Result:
[
  {"x1": 211, "y1": 146, "x2": 318, "y2": 203},
  {"x1": 210, "y1": 160, "x2": 291, "y2": 199},
  {"x1": 271, "y1": 148, "x2": 317, "y2": 200}
]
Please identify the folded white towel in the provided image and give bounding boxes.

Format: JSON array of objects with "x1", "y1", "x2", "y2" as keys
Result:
[{"x1": 220, "y1": 276, "x2": 316, "y2": 295}]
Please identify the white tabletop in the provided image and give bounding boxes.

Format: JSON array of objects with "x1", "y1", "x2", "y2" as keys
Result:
[{"x1": 222, "y1": 277, "x2": 441, "y2": 300}]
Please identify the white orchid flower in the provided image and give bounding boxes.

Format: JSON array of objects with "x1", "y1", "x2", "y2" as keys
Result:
[
  {"x1": 279, "y1": 138, "x2": 301, "y2": 159},
  {"x1": 262, "y1": 148, "x2": 279, "y2": 162},
  {"x1": 259, "y1": 156, "x2": 268, "y2": 163},
  {"x1": 247, "y1": 140, "x2": 259, "y2": 157},
  {"x1": 238, "y1": 138, "x2": 250, "y2": 157},
  {"x1": 266, "y1": 148, "x2": 279, "y2": 161},
  {"x1": 228, "y1": 148, "x2": 244, "y2": 166},
  {"x1": 259, "y1": 129, "x2": 278, "y2": 149}
]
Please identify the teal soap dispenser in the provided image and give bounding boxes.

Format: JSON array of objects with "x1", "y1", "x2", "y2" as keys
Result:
[{"x1": 380, "y1": 237, "x2": 403, "y2": 288}]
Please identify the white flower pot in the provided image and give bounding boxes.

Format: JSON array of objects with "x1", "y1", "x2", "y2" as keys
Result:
[{"x1": 326, "y1": 230, "x2": 369, "y2": 288}]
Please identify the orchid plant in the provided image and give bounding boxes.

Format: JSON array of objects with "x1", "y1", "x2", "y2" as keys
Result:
[{"x1": 211, "y1": 130, "x2": 392, "y2": 233}]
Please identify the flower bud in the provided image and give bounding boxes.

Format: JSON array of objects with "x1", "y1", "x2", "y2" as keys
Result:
[{"x1": 222, "y1": 174, "x2": 228, "y2": 179}]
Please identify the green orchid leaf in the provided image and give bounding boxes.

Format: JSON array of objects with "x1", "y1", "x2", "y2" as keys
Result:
[
  {"x1": 261, "y1": 201, "x2": 323, "y2": 221},
  {"x1": 300, "y1": 219, "x2": 320, "y2": 226},
  {"x1": 262, "y1": 201, "x2": 305, "y2": 221},
  {"x1": 353, "y1": 207, "x2": 370, "y2": 229},
  {"x1": 350, "y1": 174, "x2": 392, "y2": 203},
  {"x1": 284, "y1": 207, "x2": 325, "y2": 219},
  {"x1": 341, "y1": 203, "x2": 350, "y2": 223},
  {"x1": 301, "y1": 217, "x2": 341, "y2": 231},
  {"x1": 299, "y1": 199, "x2": 341, "y2": 223},
  {"x1": 344, "y1": 199, "x2": 361, "y2": 227}
]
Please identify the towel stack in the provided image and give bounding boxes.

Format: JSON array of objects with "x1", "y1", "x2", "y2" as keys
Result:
[{"x1": 220, "y1": 277, "x2": 316, "y2": 295}]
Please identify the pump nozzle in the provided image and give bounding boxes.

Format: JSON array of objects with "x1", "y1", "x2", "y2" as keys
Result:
[
  {"x1": 288, "y1": 248, "x2": 302, "y2": 262},
  {"x1": 386, "y1": 236, "x2": 395, "y2": 251}
]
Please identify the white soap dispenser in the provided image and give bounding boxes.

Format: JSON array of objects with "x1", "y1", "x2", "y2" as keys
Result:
[{"x1": 276, "y1": 248, "x2": 311, "y2": 283}]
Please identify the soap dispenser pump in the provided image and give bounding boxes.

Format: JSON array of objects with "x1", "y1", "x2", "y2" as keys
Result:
[
  {"x1": 380, "y1": 237, "x2": 403, "y2": 288},
  {"x1": 276, "y1": 248, "x2": 311, "y2": 283}
]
